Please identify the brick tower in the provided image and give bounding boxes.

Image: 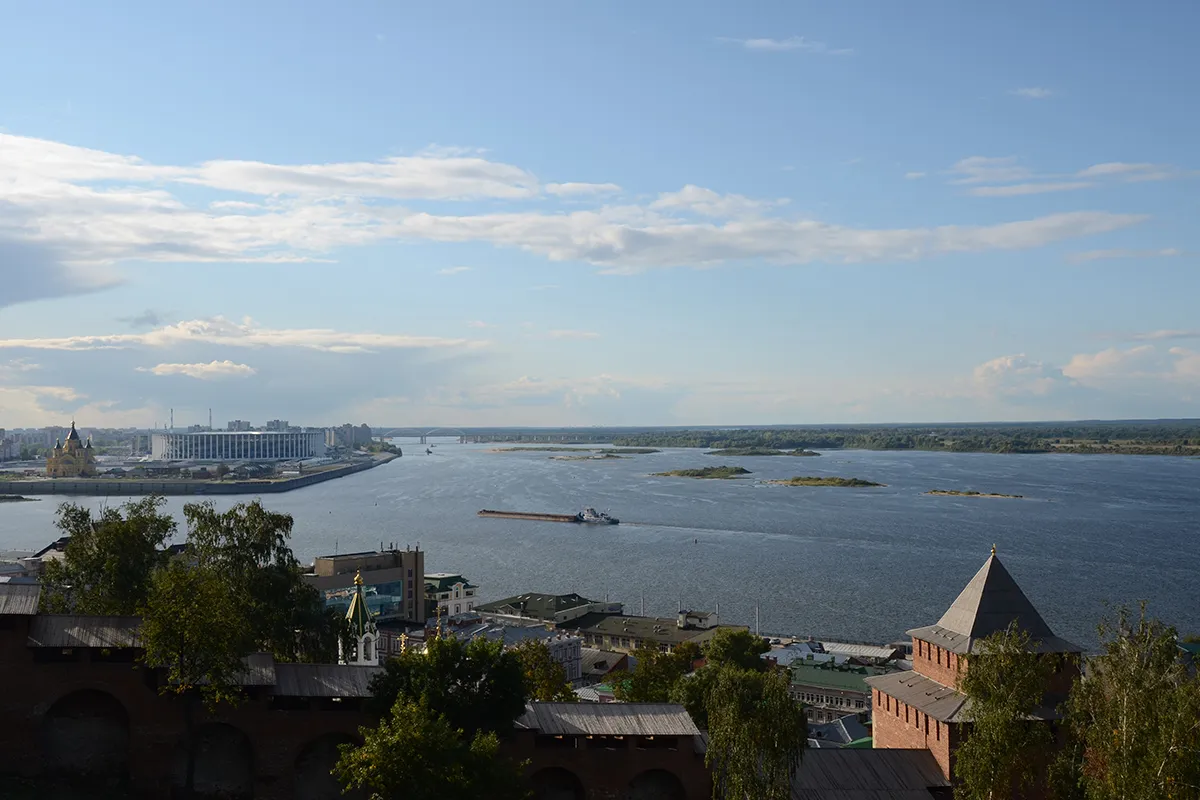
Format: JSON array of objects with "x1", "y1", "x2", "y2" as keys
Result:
[{"x1": 866, "y1": 547, "x2": 1081, "y2": 780}]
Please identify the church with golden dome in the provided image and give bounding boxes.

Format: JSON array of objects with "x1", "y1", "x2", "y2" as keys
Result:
[{"x1": 46, "y1": 422, "x2": 97, "y2": 478}]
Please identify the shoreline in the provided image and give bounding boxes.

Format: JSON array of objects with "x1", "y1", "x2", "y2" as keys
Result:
[{"x1": 0, "y1": 453, "x2": 397, "y2": 497}]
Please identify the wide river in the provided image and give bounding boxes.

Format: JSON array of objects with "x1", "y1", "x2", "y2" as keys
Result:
[{"x1": 2, "y1": 444, "x2": 1198, "y2": 649}]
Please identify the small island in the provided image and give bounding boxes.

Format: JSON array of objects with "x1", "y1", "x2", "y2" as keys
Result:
[
  {"x1": 653, "y1": 466, "x2": 752, "y2": 479},
  {"x1": 927, "y1": 490, "x2": 1024, "y2": 499},
  {"x1": 550, "y1": 454, "x2": 629, "y2": 461},
  {"x1": 704, "y1": 447, "x2": 821, "y2": 457},
  {"x1": 0, "y1": 495, "x2": 39, "y2": 503},
  {"x1": 606, "y1": 448, "x2": 660, "y2": 454},
  {"x1": 766, "y1": 476, "x2": 885, "y2": 487},
  {"x1": 493, "y1": 446, "x2": 659, "y2": 455}
]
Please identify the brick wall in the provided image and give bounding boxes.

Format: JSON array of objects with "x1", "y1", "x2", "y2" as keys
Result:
[
  {"x1": 871, "y1": 688, "x2": 955, "y2": 780},
  {"x1": 912, "y1": 637, "x2": 964, "y2": 687}
]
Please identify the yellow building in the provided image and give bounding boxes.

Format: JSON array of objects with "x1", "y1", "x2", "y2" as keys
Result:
[{"x1": 47, "y1": 422, "x2": 97, "y2": 478}]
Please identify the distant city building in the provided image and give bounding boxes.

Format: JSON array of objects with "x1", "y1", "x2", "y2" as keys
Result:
[
  {"x1": 476, "y1": 592, "x2": 624, "y2": 626},
  {"x1": 46, "y1": 422, "x2": 97, "y2": 478},
  {"x1": 0, "y1": 430, "x2": 15, "y2": 462},
  {"x1": 264, "y1": 419, "x2": 290, "y2": 432},
  {"x1": 227, "y1": 420, "x2": 252, "y2": 432},
  {"x1": 562, "y1": 610, "x2": 748, "y2": 655},
  {"x1": 790, "y1": 662, "x2": 888, "y2": 723},
  {"x1": 303, "y1": 548, "x2": 426, "y2": 625},
  {"x1": 425, "y1": 573, "x2": 478, "y2": 618},
  {"x1": 326, "y1": 423, "x2": 374, "y2": 449},
  {"x1": 150, "y1": 430, "x2": 326, "y2": 461}
]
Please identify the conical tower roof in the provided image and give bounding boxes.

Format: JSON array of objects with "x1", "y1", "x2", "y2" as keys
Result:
[
  {"x1": 65, "y1": 422, "x2": 80, "y2": 442},
  {"x1": 908, "y1": 547, "x2": 1079, "y2": 654},
  {"x1": 345, "y1": 570, "x2": 375, "y2": 638}
]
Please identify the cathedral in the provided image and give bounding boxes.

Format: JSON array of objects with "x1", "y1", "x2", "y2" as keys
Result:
[{"x1": 46, "y1": 422, "x2": 97, "y2": 478}]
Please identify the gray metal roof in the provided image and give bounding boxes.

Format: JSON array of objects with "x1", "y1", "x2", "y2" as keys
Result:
[
  {"x1": 271, "y1": 663, "x2": 384, "y2": 697},
  {"x1": 0, "y1": 584, "x2": 41, "y2": 615},
  {"x1": 237, "y1": 653, "x2": 278, "y2": 686},
  {"x1": 579, "y1": 647, "x2": 623, "y2": 676},
  {"x1": 864, "y1": 670, "x2": 968, "y2": 723},
  {"x1": 28, "y1": 615, "x2": 141, "y2": 648},
  {"x1": 792, "y1": 748, "x2": 949, "y2": 799},
  {"x1": 820, "y1": 642, "x2": 903, "y2": 662},
  {"x1": 911, "y1": 553, "x2": 1079, "y2": 655},
  {"x1": 516, "y1": 702, "x2": 701, "y2": 736}
]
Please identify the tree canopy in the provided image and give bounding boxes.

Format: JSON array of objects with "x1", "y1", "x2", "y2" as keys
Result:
[
  {"x1": 513, "y1": 639, "x2": 577, "y2": 702},
  {"x1": 365, "y1": 635, "x2": 527, "y2": 736},
  {"x1": 610, "y1": 641, "x2": 701, "y2": 703},
  {"x1": 40, "y1": 496, "x2": 176, "y2": 615}
]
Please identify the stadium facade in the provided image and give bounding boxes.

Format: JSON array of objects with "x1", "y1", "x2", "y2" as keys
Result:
[{"x1": 150, "y1": 430, "x2": 327, "y2": 461}]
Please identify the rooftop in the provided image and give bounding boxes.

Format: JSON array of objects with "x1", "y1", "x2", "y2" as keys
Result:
[
  {"x1": 565, "y1": 612, "x2": 745, "y2": 646},
  {"x1": 0, "y1": 584, "x2": 41, "y2": 615},
  {"x1": 516, "y1": 702, "x2": 701, "y2": 737},
  {"x1": 476, "y1": 591, "x2": 600, "y2": 619},
  {"x1": 28, "y1": 615, "x2": 142, "y2": 649},
  {"x1": 864, "y1": 670, "x2": 968, "y2": 723},
  {"x1": 790, "y1": 662, "x2": 891, "y2": 693},
  {"x1": 792, "y1": 748, "x2": 950, "y2": 798},
  {"x1": 908, "y1": 550, "x2": 1080, "y2": 655}
]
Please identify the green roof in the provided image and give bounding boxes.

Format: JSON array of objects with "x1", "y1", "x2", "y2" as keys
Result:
[
  {"x1": 845, "y1": 737, "x2": 873, "y2": 749},
  {"x1": 790, "y1": 662, "x2": 890, "y2": 692}
]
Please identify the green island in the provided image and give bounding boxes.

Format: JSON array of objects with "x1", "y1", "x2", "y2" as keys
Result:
[
  {"x1": 550, "y1": 454, "x2": 629, "y2": 461},
  {"x1": 653, "y1": 466, "x2": 752, "y2": 479},
  {"x1": 610, "y1": 421, "x2": 1200, "y2": 457},
  {"x1": 0, "y1": 495, "x2": 39, "y2": 503},
  {"x1": 492, "y1": 446, "x2": 659, "y2": 455},
  {"x1": 927, "y1": 489, "x2": 1024, "y2": 499},
  {"x1": 705, "y1": 448, "x2": 821, "y2": 457},
  {"x1": 766, "y1": 476, "x2": 885, "y2": 487}
]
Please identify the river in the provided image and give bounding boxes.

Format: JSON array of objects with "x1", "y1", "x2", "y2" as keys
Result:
[{"x1": 2, "y1": 443, "x2": 1197, "y2": 649}]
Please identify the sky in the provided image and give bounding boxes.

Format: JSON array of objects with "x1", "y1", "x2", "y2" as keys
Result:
[{"x1": 1, "y1": 0, "x2": 1198, "y2": 429}]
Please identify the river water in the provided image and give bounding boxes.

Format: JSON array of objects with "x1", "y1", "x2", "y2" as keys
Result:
[{"x1": 2, "y1": 444, "x2": 1197, "y2": 649}]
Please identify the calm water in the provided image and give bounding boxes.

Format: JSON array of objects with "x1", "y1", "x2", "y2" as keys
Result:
[{"x1": 2, "y1": 444, "x2": 1198, "y2": 649}]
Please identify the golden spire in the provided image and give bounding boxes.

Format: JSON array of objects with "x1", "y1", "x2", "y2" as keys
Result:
[
  {"x1": 991, "y1": 543, "x2": 997, "y2": 557},
  {"x1": 354, "y1": 569, "x2": 364, "y2": 586}
]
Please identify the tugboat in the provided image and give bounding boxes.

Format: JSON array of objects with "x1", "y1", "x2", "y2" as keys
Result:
[
  {"x1": 426, "y1": 447, "x2": 433, "y2": 455},
  {"x1": 576, "y1": 507, "x2": 619, "y2": 525}
]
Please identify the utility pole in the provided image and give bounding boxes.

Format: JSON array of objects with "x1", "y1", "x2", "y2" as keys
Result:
[
  {"x1": 755, "y1": 603, "x2": 761, "y2": 636},
  {"x1": 640, "y1": 593, "x2": 645, "y2": 617}
]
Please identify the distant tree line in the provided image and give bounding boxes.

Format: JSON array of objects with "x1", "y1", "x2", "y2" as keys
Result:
[{"x1": 612, "y1": 422, "x2": 1200, "y2": 456}]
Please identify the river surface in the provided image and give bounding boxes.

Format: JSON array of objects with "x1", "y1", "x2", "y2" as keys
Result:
[{"x1": 2, "y1": 444, "x2": 1198, "y2": 649}]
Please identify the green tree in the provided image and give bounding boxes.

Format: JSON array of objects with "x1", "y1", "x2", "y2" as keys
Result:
[
  {"x1": 40, "y1": 496, "x2": 176, "y2": 615},
  {"x1": 704, "y1": 628, "x2": 770, "y2": 672},
  {"x1": 513, "y1": 639, "x2": 576, "y2": 702},
  {"x1": 706, "y1": 666, "x2": 807, "y2": 800},
  {"x1": 610, "y1": 641, "x2": 701, "y2": 703},
  {"x1": 671, "y1": 666, "x2": 718, "y2": 729},
  {"x1": 336, "y1": 698, "x2": 528, "y2": 800},
  {"x1": 1057, "y1": 606, "x2": 1200, "y2": 800},
  {"x1": 954, "y1": 624, "x2": 1054, "y2": 800},
  {"x1": 139, "y1": 558, "x2": 253, "y2": 798},
  {"x1": 183, "y1": 500, "x2": 339, "y2": 662},
  {"x1": 366, "y1": 635, "x2": 527, "y2": 736}
]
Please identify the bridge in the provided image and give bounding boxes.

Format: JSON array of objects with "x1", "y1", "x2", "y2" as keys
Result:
[{"x1": 376, "y1": 428, "x2": 468, "y2": 444}]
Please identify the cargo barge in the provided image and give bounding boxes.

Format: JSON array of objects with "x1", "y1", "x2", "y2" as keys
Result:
[{"x1": 478, "y1": 508, "x2": 619, "y2": 525}]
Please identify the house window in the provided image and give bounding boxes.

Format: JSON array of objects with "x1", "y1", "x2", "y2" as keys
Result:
[
  {"x1": 454, "y1": 604, "x2": 460, "y2": 614},
  {"x1": 936, "y1": 721, "x2": 941, "y2": 741},
  {"x1": 937, "y1": 647, "x2": 942, "y2": 666}
]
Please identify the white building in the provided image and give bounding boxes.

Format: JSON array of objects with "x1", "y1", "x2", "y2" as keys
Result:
[
  {"x1": 425, "y1": 573, "x2": 478, "y2": 618},
  {"x1": 150, "y1": 430, "x2": 326, "y2": 461}
]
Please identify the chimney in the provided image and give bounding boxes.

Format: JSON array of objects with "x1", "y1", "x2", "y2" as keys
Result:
[{"x1": 677, "y1": 611, "x2": 688, "y2": 629}]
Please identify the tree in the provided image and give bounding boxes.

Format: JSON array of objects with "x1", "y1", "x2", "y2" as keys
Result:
[
  {"x1": 336, "y1": 698, "x2": 528, "y2": 800},
  {"x1": 671, "y1": 666, "x2": 718, "y2": 729},
  {"x1": 139, "y1": 558, "x2": 253, "y2": 798},
  {"x1": 1056, "y1": 606, "x2": 1200, "y2": 800},
  {"x1": 366, "y1": 635, "x2": 527, "y2": 736},
  {"x1": 40, "y1": 496, "x2": 176, "y2": 615},
  {"x1": 704, "y1": 628, "x2": 770, "y2": 672},
  {"x1": 183, "y1": 500, "x2": 338, "y2": 662},
  {"x1": 610, "y1": 642, "x2": 701, "y2": 703},
  {"x1": 706, "y1": 665, "x2": 807, "y2": 800},
  {"x1": 954, "y1": 624, "x2": 1054, "y2": 800},
  {"x1": 513, "y1": 639, "x2": 576, "y2": 702}
]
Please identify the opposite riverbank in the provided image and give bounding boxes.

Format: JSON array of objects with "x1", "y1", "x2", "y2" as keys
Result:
[{"x1": 0, "y1": 453, "x2": 398, "y2": 497}]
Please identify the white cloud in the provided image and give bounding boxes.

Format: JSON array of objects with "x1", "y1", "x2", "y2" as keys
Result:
[
  {"x1": 973, "y1": 354, "x2": 1074, "y2": 397},
  {"x1": 543, "y1": 330, "x2": 600, "y2": 341},
  {"x1": 0, "y1": 316, "x2": 485, "y2": 353},
  {"x1": 0, "y1": 358, "x2": 40, "y2": 379},
  {"x1": 136, "y1": 360, "x2": 258, "y2": 380},
  {"x1": 949, "y1": 156, "x2": 1037, "y2": 185},
  {"x1": 1068, "y1": 248, "x2": 1183, "y2": 263},
  {"x1": 545, "y1": 182, "x2": 622, "y2": 196},
  {"x1": 969, "y1": 181, "x2": 1093, "y2": 197},
  {"x1": 650, "y1": 185, "x2": 781, "y2": 218},
  {"x1": 1062, "y1": 346, "x2": 1156, "y2": 381},
  {"x1": 437, "y1": 266, "x2": 472, "y2": 275},
  {"x1": 904, "y1": 172, "x2": 926, "y2": 180},
  {"x1": 466, "y1": 320, "x2": 493, "y2": 329},
  {"x1": 1075, "y1": 162, "x2": 1159, "y2": 178},
  {"x1": 1130, "y1": 329, "x2": 1200, "y2": 341},
  {"x1": 721, "y1": 36, "x2": 853, "y2": 55},
  {"x1": 1010, "y1": 87, "x2": 1054, "y2": 99}
]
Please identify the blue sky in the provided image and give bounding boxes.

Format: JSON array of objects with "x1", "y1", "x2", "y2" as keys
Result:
[{"x1": 1, "y1": 0, "x2": 1198, "y2": 428}]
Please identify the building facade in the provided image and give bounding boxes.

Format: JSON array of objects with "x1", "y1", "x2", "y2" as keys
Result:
[
  {"x1": 789, "y1": 662, "x2": 887, "y2": 723},
  {"x1": 565, "y1": 611, "x2": 747, "y2": 655},
  {"x1": 866, "y1": 548, "x2": 1081, "y2": 781},
  {"x1": 151, "y1": 430, "x2": 326, "y2": 461},
  {"x1": 46, "y1": 422, "x2": 97, "y2": 477},
  {"x1": 303, "y1": 548, "x2": 427, "y2": 625},
  {"x1": 476, "y1": 592, "x2": 624, "y2": 626},
  {"x1": 425, "y1": 573, "x2": 478, "y2": 618}
]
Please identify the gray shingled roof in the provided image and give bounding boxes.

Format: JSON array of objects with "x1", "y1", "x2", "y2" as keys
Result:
[
  {"x1": 271, "y1": 663, "x2": 383, "y2": 697},
  {"x1": 516, "y1": 702, "x2": 701, "y2": 736},
  {"x1": 864, "y1": 670, "x2": 969, "y2": 723},
  {"x1": 0, "y1": 584, "x2": 41, "y2": 615},
  {"x1": 28, "y1": 615, "x2": 141, "y2": 648},
  {"x1": 908, "y1": 553, "x2": 1080, "y2": 655},
  {"x1": 792, "y1": 748, "x2": 950, "y2": 798}
]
